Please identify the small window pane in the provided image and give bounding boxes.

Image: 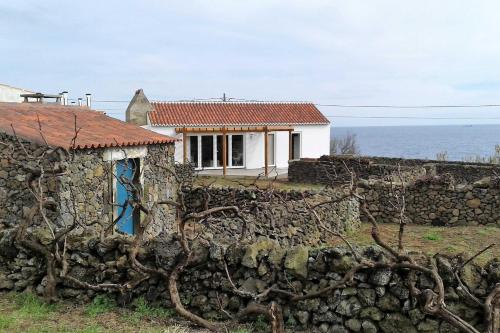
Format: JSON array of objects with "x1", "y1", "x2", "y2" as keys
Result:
[{"x1": 189, "y1": 136, "x2": 199, "y2": 167}]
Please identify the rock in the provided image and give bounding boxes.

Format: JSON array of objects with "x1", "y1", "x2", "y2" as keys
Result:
[
  {"x1": 358, "y1": 288, "x2": 376, "y2": 306},
  {"x1": 0, "y1": 272, "x2": 14, "y2": 290},
  {"x1": 313, "y1": 311, "x2": 342, "y2": 324},
  {"x1": 379, "y1": 313, "x2": 417, "y2": 333},
  {"x1": 362, "y1": 320, "x2": 378, "y2": 333},
  {"x1": 241, "y1": 239, "x2": 277, "y2": 268},
  {"x1": 408, "y1": 308, "x2": 425, "y2": 324},
  {"x1": 335, "y1": 297, "x2": 361, "y2": 317},
  {"x1": 376, "y1": 294, "x2": 400, "y2": 312},
  {"x1": 452, "y1": 209, "x2": 460, "y2": 217},
  {"x1": 284, "y1": 246, "x2": 309, "y2": 279},
  {"x1": 459, "y1": 265, "x2": 482, "y2": 291},
  {"x1": 466, "y1": 198, "x2": 481, "y2": 209},
  {"x1": 295, "y1": 310, "x2": 310, "y2": 325},
  {"x1": 370, "y1": 269, "x2": 392, "y2": 286},
  {"x1": 190, "y1": 295, "x2": 208, "y2": 308},
  {"x1": 436, "y1": 256, "x2": 455, "y2": 284},
  {"x1": 440, "y1": 321, "x2": 460, "y2": 333},
  {"x1": 390, "y1": 283, "x2": 409, "y2": 300},
  {"x1": 331, "y1": 325, "x2": 349, "y2": 333},
  {"x1": 417, "y1": 319, "x2": 440, "y2": 332},
  {"x1": 319, "y1": 323, "x2": 329, "y2": 332},
  {"x1": 360, "y1": 307, "x2": 384, "y2": 321},
  {"x1": 345, "y1": 318, "x2": 362, "y2": 332}
]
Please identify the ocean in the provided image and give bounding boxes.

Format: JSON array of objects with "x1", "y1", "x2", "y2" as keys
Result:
[{"x1": 331, "y1": 124, "x2": 500, "y2": 161}]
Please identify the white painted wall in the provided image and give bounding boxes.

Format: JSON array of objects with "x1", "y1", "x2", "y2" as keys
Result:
[
  {"x1": 0, "y1": 84, "x2": 32, "y2": 102},
  {"x1": 143, "y1": 124, "x2": 331, "y2": 169}
]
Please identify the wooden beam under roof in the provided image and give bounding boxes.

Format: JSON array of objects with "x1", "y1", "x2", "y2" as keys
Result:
[{"x1": 175, "y1": 125, "x2": 294, "y2": 133}]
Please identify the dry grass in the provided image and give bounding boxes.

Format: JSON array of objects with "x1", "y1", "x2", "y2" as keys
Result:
[
  {"x1": 194, "y1": 176, "x2": 324, "y2": 192},
  {"x1": 335, "y1": 223, "x2": 500, "y2": 265}
]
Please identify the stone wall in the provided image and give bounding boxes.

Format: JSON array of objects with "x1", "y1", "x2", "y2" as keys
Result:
[
  {"x1": 0, "y1": 131, "x2": 177, "y2": 238},
  {"x1": 0, "y1": 133, "x2": 57, "y2": 229},
  {"x1": 182, "y1": 187, "x2": 360, "y2": 247},
  {"x1": 289, "y1": 155, "x2": 500, "y2": 185},
  {"x1": 0, "y1": 233, "x2": 497, "y2": 333},
  {"x1": 360, "y1": 178, "x2": 500, "y2": 227}
]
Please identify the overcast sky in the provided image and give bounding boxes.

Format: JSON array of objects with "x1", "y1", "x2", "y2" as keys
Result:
[{"x1": 2, "y1": 1, "x2": 500, "y2": 126}]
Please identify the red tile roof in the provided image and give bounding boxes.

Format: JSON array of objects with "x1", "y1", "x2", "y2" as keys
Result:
[
  {"x1": 149, "y1": 102, "x2": 330, "y2": 126},
  {"x1": 0, "y1": 102, "x2": 176, "y2": 150}
]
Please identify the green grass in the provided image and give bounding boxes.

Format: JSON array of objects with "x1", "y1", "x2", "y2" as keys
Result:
[
  {"x1": 0, "y1": 292, "x2": 232, "y2": 333},
  {"x1": 85, "y1": 295, "x2": 116, "y2": 317},
  {"x1": 128, "y1": 296, "x2": 175, "y2": 323},
  {"x1": 423, "y1": 232, "x2": 442, "y2": 241}
]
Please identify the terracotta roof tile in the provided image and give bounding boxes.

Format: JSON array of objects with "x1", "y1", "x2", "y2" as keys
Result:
[
  {"x1": 0, "y1": 102, "x2": 176, "y2": 150},
  {"x1": 149, "y1": 102, "x2": 329, "y2": 126}
]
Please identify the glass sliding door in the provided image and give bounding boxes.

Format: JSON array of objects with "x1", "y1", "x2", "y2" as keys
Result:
[
  {"x1": 201, "y1": 135, "x2": 214, "y2": 168},
  {"x1": 189, "y1": 136, "x2": 199, "y2": 168},
  {"x1": 216, "y1": 135, "x2": 230, "y2": 167},
  {"x1": 267, "y1": 133, "x2": 275, "y2": 166},
  {"x1": 231, "y1": 135, "x2": 244, "y2": 167},
  {"x1": 189, "y1": 134, "x2": 245, "y2": 169}
]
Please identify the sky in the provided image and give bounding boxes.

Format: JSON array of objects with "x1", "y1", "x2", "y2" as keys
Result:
[{"x1": 2, "y1": 1, "x2": 500, "y2": 126}]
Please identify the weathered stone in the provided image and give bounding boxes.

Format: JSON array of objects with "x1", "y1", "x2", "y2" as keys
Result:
[
  {"x1": 376, "y1": 294, "x2": 400, "y2": 312},
  {"x1": 362, "y1": 320, "x2": 378, "y2": 333},
  {"x1": 466, "y1": 198, "x2": 481, "y2": 209},
  {"x1": 295, "y1": 310, "x2": 310, "y2": 325},
  {"x1": 379, "y1": 313, "x2": 417, "y2": 333},
  {"x1": 241, "y1": 239, "x2": 277, "y2": 268},
  {"x1": 284, "y1": 246, "x2": 309, "y2": 279},
  {"x1": 360, "y1": 307, "x2": 384, "y2": 321},
  {"x1": 370, "y1": 269, "x2": 392, "y2": 286},
  {"x1": 417, "y1": 319, "x2": 440, "y2": 332},
  {"x1": 358, "y1": 288, "x2": 377, "y2": 306},
  {"x1": 346, "y1": 318, "x2": 362, "y2": 332},
  {"x1": 335, "y1": 297, "x2": 361, "y2": 317},
  {"x1": 0, "y1": 272, "x2": 14, "y2": 290}
]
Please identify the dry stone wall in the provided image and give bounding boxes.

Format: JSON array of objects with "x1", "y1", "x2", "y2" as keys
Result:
[
  {"x1": 289, "y1": 155, "x2": 499, "y2": 227},
  {"x1": 0, "y1": 232, "x2": 497, "y2": 333},
  {"x1": 289, "y1": 155, "x2": 500, "y2": 185},
  {"x1": 360, "y1": 179, "x2": 500, "y2": 227},
  {"x1": 182, "y1": 187, "x2": 360, "y2": 247}
]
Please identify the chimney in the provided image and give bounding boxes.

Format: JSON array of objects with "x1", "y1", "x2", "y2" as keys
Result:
[
  {"x1": 85, "y1": 93, "x2": 92, "y2": 108},
  {"x1": 126, "y1": 89, "x2": 152, "y2": 126},
  {"x1": 78, "y1": 98, "x2": 83, "y2": 106},
  {"x1": 61, "y1": 91, "x2": 68, "y2": 105}
]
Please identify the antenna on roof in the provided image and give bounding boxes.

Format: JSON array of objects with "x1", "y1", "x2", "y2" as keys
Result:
[{"x1": 222, "y1": 93, "x2": 226, "y2": 102}]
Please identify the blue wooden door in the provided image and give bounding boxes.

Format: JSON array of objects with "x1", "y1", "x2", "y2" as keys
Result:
[{"x1": 116, "y1": 159, "x2": 135, "y2": 234}]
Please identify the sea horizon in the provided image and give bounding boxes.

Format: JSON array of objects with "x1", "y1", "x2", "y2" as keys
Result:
[{"x1": 331, "y1": 124, "x2": 500, "y2": 162}]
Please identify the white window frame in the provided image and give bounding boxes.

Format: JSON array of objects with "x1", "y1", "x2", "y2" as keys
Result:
[
  {"x1": 291, "y1": 131, "x2": 302, "y2": 160},
  {"x1": 267, "y1": 132, "x2": 276, "y2": 167},
  {"x1": 187, "y1": 133, "x2": 245, "y2": 170}
]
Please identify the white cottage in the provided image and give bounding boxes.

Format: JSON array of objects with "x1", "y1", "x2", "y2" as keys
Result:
[{"x1": 126, "y1": 89, "x2": 330, "y2": 176}]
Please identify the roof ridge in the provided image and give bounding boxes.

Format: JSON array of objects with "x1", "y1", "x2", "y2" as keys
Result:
[{"x1": 151, "y1": 100, "x2": 314, "y2": 104}]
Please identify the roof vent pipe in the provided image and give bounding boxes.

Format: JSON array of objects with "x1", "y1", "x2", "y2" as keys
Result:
[
  {"x1": 61, "y1": 91, "x2": 68, "y2": 105},
  {"x1": 85, "y1": 93, "x2": 92, "y2": 108},
  {"x1": 78, "y1": 98, "x2": 83, "y2": 106}
]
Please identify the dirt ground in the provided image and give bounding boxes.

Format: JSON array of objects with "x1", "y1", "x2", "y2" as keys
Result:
[{"x1": 334, "y1": 223, "x2": 500, "y2": 265}]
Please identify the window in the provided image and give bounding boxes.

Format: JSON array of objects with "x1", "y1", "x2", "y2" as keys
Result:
[
  {"x1": 231, "y1": 135, "x2": 244, "y2": 167},
  {"x1": 201, "y1": 136, "x2": 214, "y2": 168},
  {"x1": 291, "y1": 133, "x2": 301, "y2": 160},
  {"x1": 267, "y1": 133, "x2": 275, "y2": 166},
  {"x1": 189, "y1": 136, "x2": 199, "y2": 168}
]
